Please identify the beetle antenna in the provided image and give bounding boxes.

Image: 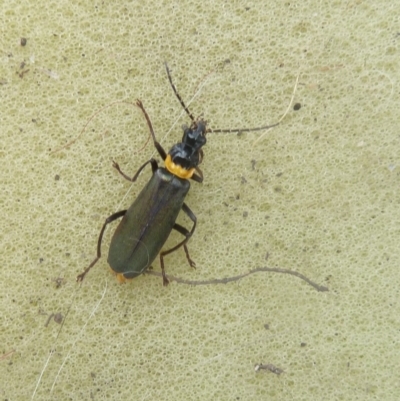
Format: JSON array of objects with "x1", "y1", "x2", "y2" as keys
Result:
[
  {"x1": 253, "y1": 71, "x2": 300, "y2": 145},
  {"x1": 209, "y1": 121, "x2": 280, "y2": 134},
  {"x1": 208, "y1": 71, "x2": 300, "y2": 139},
  {"x1": 165, "y1": 62, "x2": 196, "y2": 123}
]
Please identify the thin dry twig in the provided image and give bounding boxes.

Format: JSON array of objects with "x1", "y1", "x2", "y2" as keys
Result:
[
  {"x1": 0, "y1": 349, "x2": 15, "y2": 361},
  {"x1": 146, "y1": 266, "x2": 328, "y2": 292}
]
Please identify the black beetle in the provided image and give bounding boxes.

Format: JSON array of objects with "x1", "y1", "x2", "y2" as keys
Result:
[{"x1": 77, "y1": 63, "x2": 280, "y2": 285}]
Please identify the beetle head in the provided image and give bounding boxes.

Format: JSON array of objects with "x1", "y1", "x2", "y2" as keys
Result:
[{"x1": 168, "y1": 120, "x2": 207, "y2": 170}]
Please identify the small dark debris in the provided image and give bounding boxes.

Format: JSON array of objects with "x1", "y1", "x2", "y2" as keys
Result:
[
  {"x1": 55, "y1": 174, "x2": 60, "y2": 181},
  {"x1": 18, "y1": 69, "x2": 29, "y2": 79},
  {"x1": 300, "y1": 342, "x2": 307, "y2": 347},
  {"x1": 53, "y1": 276, "x2": 65, "y2": 288},
  {"x1": 53, "y1": 313, "x2": 63, "y2": 324},
  {"x1": 293, "y1": 102, "x2": 301, "y2": 111},
  {"x1": 38, "y1": 308, "x2": 47, "y2": 316},
  {"x1": 20, "y1": 37, "x2": 27, "y2": 46},
  {"x1": 45, "y1": 312, "x2": 64, "y2": 327},
  {"x1": 254, "y1": 363, "x2": 284, "y2": 375}
]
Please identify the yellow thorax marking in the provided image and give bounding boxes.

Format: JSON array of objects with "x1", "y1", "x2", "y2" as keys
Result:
[{"x1": 165, "y1": 154, "x2": 195, "y2": 179}]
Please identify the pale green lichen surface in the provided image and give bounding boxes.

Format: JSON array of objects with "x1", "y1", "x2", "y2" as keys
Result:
[{"x1": 1, "y1": 1, "x2": 400, "y2": 400}]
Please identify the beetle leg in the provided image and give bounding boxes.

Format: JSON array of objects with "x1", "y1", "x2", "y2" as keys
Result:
[
  {"x1": 77, "y1": 210, "x2": 127, "y2": 282},
  {"x1": 136, "y1": 99, "x2": 168, "y2": 161},
  {"x1": 191, "y1": 167, "x2": 203, "y2": 183},
  {"x1": 159, "y1": 203, "x2": 197, "y2": 286},
  {"x1": 172, "y1": 224, "x2": 196, "y2": 269},
  {"x1": 112, "y1": 158, "x2": 159, "y2": 182}
]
